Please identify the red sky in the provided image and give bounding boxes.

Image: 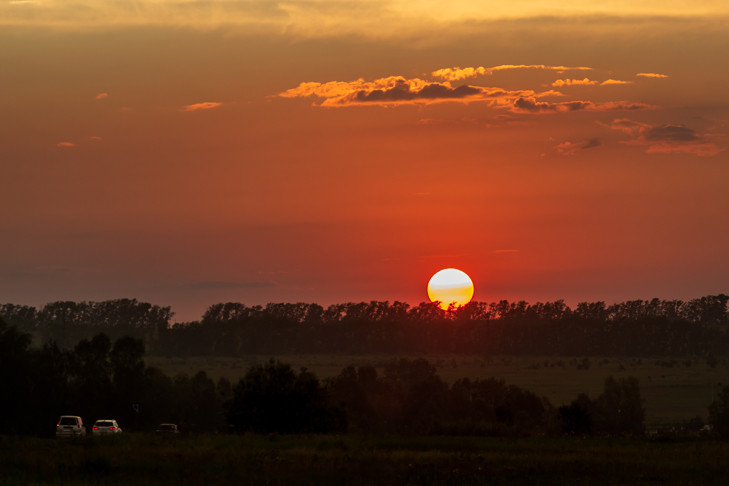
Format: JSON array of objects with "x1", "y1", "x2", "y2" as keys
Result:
[{"x1": 2, "y1": 2, "x2": 728, "y2": 321}]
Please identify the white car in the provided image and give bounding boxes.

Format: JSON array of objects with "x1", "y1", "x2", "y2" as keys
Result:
[
  {"x1": 92, "y1": 419, "x2": 122, "y2": 435},
  {"x1": 56, "y1": 415, "x2": 86, "y2": 438}
]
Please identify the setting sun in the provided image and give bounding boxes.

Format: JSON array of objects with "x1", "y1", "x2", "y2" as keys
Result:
[{"x1": 427, "y1": 268, "x2": 474, "y2": 310}]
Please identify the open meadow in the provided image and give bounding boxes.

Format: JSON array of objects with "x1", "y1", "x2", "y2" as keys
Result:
[
  {"x1": 147, "y1": 354, "x2": 729, "y2": 428},
  {"x1": 2, "y1": 433, "x2": 729, "y2": 485}
]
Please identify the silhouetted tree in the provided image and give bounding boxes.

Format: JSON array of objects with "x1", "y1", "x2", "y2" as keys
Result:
[
  {"x1": 29, "y1": 341, "x2": 71, "y2": 436},
  {"x1": 559, "y1": 376, "x2": 645, "y2": 437},
  {"x1": 594, "y1": 376, "x2": 645, "y2": 436},
  {"x1": 708, "y1": 385, "x2": 729, "y2": 438},
  {"x1": 0, "y1": 319, "x2": 33, "y2": 434},
  {"x1": 327, "y1": 365, "x2": 381, "y2": 432},
  {"x1": 559, "y1": 393, "x2": 595, "y2": 436},
  {"x1": 172, "y1": 371, "x2": 225, "y2": 433},
  {"x1": 227, "y1": 359, "x2": 343, "y2": 433}
]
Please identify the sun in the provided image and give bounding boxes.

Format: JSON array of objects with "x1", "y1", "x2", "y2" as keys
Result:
[{"x1": 427, "y1": 268, "x2": 474, "y2": 310}]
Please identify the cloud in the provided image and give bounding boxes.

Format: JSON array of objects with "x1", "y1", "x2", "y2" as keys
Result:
[
  {"x1": 599, "y1": 79, "x2": 633, "y2": 86},
  {"x1": 3, "y1": 2, "x2": 729, "y2": 41},
  {"x1": 89, "y1": 136, "x2": 102, "y2": 140},
  {"x1": 432, "y1": 66, "x2": 488, "y2": 81},
  {"x1": 643, "y1": 142, "x2": 722, "y2": 156},
  {"x1": 555, "y1": 138, "x2": 601, "y2": 155},
  {"x1": 96, "y1": 92, "x2": 109, "y2": 100},
  {"x1": 512, "y1": 97, "x2": 653, "y2": 113},
  {"x1": 609, "y1": 118, "x2": 650, "y2": 136},
  {"x1": 56, "y1": 142, "x2": 75, "y2": 147},
  {"x1": 610, "y1": 118, "x2": 722, "y2": 156},
  {"x1": 433, "y1": 64, "x2": 592, "y2": 81},
  {"x1": 552, "y1": 78, "x2": 598, "y2": 87},
  {"x1": 181, "y1": 101, "x2": 223, "y2": 112},
  {"x1": 552, "y1": 78, "x2": 632, "y2": 87},
  {"x1": 636, "y1": 73, "x2": 669, "y2": 78},
  {"x1": 280, "y1": 75, "x2": 535, "y2": 107},
  {"x1": 281, "y1": 68, "x2": 654, "y2": 112},
  {"x1": 645, "y1": 124, "x2": 699, "y2": 142}
]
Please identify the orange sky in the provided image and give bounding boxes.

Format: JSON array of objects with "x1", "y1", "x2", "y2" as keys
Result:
[{"x1": 1, "y1": 2, "x2": 728, "y2": 321}]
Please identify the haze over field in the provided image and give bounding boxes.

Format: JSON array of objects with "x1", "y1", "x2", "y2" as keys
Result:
[{"x1": 2, "y1": 1, "x2": 728, "y2": 321}]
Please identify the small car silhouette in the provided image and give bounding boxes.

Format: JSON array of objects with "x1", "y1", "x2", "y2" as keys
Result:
[
  {"x1": 56, "y1": 415, "x2": 86, "y2": 438},
  {"x1": 155, "y1": 423, "x2": 179, "y2": 434},
  {"x1": 92, "y1": 419, "x2": 122, "y2": 435}
]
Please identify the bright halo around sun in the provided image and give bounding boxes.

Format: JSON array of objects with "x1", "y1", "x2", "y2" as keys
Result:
[{"x1": 427, "y1": 268, "x2": 474, "y2": 310}]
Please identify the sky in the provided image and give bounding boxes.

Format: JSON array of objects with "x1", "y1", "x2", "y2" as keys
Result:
[{"x1": 2, "y1": 1, "x2": 728, "y2": 322}]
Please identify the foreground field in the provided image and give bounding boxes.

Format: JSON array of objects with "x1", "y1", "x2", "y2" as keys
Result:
[
  {"x1": 2, "y1": 434, "x2": 729, "y2": 485},
  {"x1": 147, "y1": 354, "x2": 729, "y2": 427}
]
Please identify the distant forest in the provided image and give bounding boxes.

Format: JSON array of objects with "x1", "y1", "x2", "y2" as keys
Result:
[{"x1": 1, "y1": 295, "x2": 728, "y2": 356}]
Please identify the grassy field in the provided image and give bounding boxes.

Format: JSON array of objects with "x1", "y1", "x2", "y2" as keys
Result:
[
  {"x1": 2, "y1": 433, "x2": 729, "y2": 485},
  {"x1": 146, "y1": 354, "x2": 729, "y2": 427}
]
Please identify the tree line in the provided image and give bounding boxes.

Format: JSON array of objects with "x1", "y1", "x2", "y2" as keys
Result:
[{"x1": 2, "y1": 295, "x2": 728, "y2": 356}]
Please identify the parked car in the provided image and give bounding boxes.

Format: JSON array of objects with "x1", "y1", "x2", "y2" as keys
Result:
[
  {"x1": 56, "y1": 415, "x2": 86, "y2": 438},
  {"x1": 92, "y1": 419, "x2": 122, "y2": 435},
  {"x1": 155, "y1": 423, "x2": 179, "y2": 434}
]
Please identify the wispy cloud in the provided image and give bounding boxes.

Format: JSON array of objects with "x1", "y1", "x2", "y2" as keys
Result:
[
  {"x1": 3, "y1": 2, "x2": 728, "y2": 39},
  {"x1": 181, "y1": 101, "x2": 223, "y2": 112},
  {"x1": 433, "y1": 64, "x2": 592, "y2": 81},
  {"x1": 512, "y1": 97, "x2": 653, "y2": 113},
  {"x1": 552, "y1": 78, "x2": 632, "y2": 87},
  {"x1": 610, "y1": 118, "x2": 722, "y2": 156},
  {"x1": 56, "y1": 141, "x2": 75, "y2": 147},
  {"x1": 96, "y1": 92, "x2": 109, "y2": 100},
  {"x1": 636, "y1": 73, "x2": 669, "y2": 78},
  {"x1": 600, "y1": 79, "x2": 633, "y2": 86},
  {"x1": 555, "y1": 138, "x2": 601, "y2": 155},
  {"x1": 552, "y1": 78, "x2": 598, "y2": 87}
]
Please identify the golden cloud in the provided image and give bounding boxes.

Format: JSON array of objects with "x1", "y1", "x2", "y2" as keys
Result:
[
  {"x1": 180, "y1": 102, "x2": 223, "y2": 112},
  {"x1": 280, "y1": 76, "x2": 537, "y2": 107},
  {"x1": 600, "y1": 79, "x2": 632, "y2": 86},
  {"x1": 431, "y1": 67, "x2": 489, "y2": 81},
  {"x1": 96, "y1": 92, "x2": 109, "y2": 100},
  {"x1": 281, "y1": 67, "x2": 654, "y2": 114},
  {"x1": 433, "y1": 64, "x2": 593, "y2": 81},
  {"x1": 552, "y1": 78, "x2": 598, "y2": 87},
  {"x1": 56, "y1": 141, "x2": 75, "y2": 147},
  {"x1": 636, "y1": 73, "x2": 669, "y2": 78}
]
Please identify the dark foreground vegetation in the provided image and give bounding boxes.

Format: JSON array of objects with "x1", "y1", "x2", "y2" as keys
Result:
[
  {"x1": 3, "y1": 294, "x2": 729, "y2": 484},
  {"x1": 4, "y1": 317, "x2": 729, "y2": 440},
  {"x1": 2, "y1": 295, "x2": 728, "y2": 356},
  {"x1": 2, "y1": 433, "x2": 729, "y2": 486}
]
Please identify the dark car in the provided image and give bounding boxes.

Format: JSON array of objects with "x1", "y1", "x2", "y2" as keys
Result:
[
  {"x1": 56, "y1": 415, "x2": 86, "y2": 438},
  {"x1": 92, "y1": 419, "x2": 122, "y2": 435},
  {"x1": 155, "y1": 423, "x2": 179, "y2": 434}
]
